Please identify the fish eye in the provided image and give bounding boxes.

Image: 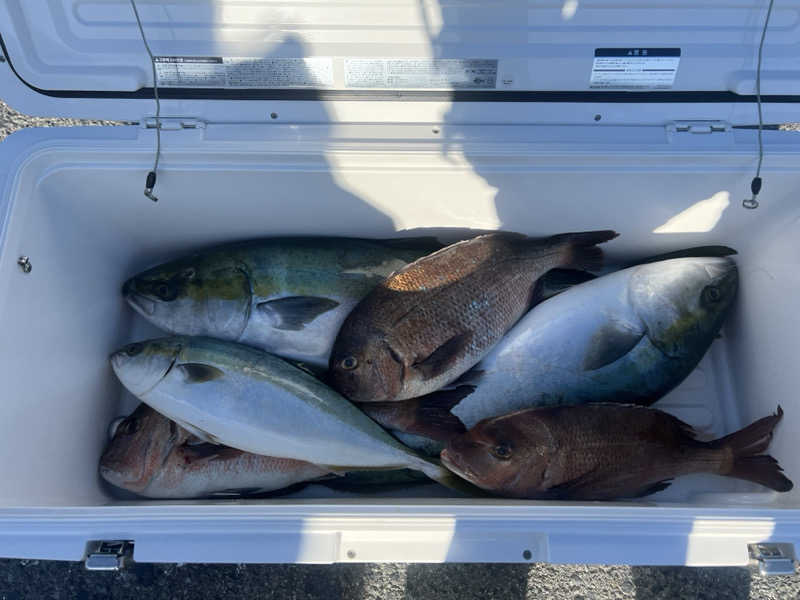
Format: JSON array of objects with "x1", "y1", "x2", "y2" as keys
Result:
[
  {"x1": 341, "y1": 356, "x2": 359, "y2": 370},
  {"x1": 125, "y1": 343, "x2": 144, "y2": 357},
  {"x1": 118, "y1": 418, "x2": 140, "y2": 435},
  {"x1": 703, "y1": 285, "x2": 722, "y2": 304},
  {"x1": 154, "y1": 282, "x2": 176, "y2": 301},
  {"x1": 182, "y1": 267, "x2": 196, "y2": 280},
  {"x1": 491, "y1": 442, "x2": 513, "y2": 460}
]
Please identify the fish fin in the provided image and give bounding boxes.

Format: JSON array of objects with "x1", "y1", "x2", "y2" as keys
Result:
[
  {"x1": 172, "y1": 419, "x2": 221, "y2": 445},
  {"x1": 412, "y1": 332, "x2": 472, "y2": 381},
  {"x1": 581, "y1": 321, "x2": 645, "y2": 371},
  {"x1": 177, "y1": 363, "x2": 225, "y2": 384},
  {"x1": 636, "y1": 245, "x2": 737, "y2": 265},
  {"x1": 453, "y1": 368, "x2": 486, "y2": 387},
  {"x1": 707, "y1": 406, "x2": 793, "y2": 492},
  {"x1": 534, "y1": 268, "x2": 597, "y2": 302},
  {"x1": 376, "y1": 236, "x2": 445, "y2": 252},
  {"x1": 708, "y1": 405, "x2": 783, "y2": 455},
  {"x1": 408, "y1": 387, "x2": 471, "y2": 441},
  {"x1": 359, "y1": 388, "x2": 468, "y2": 442},
  {"x1": 544, "y1": 467, "x2": 606, "y2": 498},
  {"x1": 257, "y1": 296, "x2": 340, "y2": 331},
  {"x1": 630, "y1": 480, "x2": 673, "y2": 498},
  {"x1": 551, "y1": 230, "x2": 619, "y2": 273},
  {"x1": 727, "y1": 455, "x2": 793, "y2": 492},
  {"x1": 183, "y1": 443, "x2": 243, "y2": 462}
]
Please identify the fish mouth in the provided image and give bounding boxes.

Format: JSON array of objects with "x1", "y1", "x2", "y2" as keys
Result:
[
  {"x1": 126, "y1": 292, "x2": 157, "y2": 317},
  {"x1": 440, "y1": 449, "x2": 478, "y2": 483},
  {"x1": 99, "y1": 462, "x2": 148, "y2": 493}
]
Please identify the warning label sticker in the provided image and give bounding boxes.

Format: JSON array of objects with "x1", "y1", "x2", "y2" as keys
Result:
[
  {"x1": 590, "y1": 48, "x2": 680, "y2": 89},
  {"x1": 154, "y1": 57, "x2": 334, "y2": 88},
  {"x1": 345, "y1": 59, "x2": 497, "y2": 89}
]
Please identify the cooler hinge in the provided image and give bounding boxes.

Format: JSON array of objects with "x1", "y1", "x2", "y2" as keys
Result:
[
  {"x1": 143, "y1": 117, "x2": 206, "y2": 131},
  {"x1": 666, "y1": 120, "x2": 731, "y2": 136},
  {"x1": 748, "y1": 543, "x2": 797, "y2": 577},
  {"x1": 84, "y1": 540, "x2": 134, "y2": 571}
]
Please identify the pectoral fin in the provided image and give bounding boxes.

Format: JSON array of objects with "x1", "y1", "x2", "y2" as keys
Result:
[
  {"x1": 257, "y1": 296, "x2": 340, "y2": 331},
  {"x1": 412, "y1": 332, "x2": 472, "y2": 381},
  {"x1": 177, "y1": 363, "x2": 225, "y2": 383},
  {"x1": 582, "y1": 320, "x2": 645, "y2": 371}
]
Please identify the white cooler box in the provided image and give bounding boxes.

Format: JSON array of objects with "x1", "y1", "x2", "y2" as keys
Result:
[{"x1": 1, "y1": 0, "x2": 800, "y2": 570}]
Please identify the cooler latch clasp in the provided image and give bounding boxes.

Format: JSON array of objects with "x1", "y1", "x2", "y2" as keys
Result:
[
  {"x1": 84, "y1": 540, "x2": 134, "y2": 571},
  {"x1": 748, "y1": 543, "x2": 796, "y2": 577}
]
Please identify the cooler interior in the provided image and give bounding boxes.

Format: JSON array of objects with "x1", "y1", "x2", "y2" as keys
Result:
[{"x1": 0, "y1": 123, "x2": 798, "y2": 509}]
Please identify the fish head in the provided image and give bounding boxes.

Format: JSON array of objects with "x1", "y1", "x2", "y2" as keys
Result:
[
  {"x1": 630, "y1": 257, "x2": 738, "y2": 359},
  {"x1": 110, "y1": 337, "x2": 185, "y2": 397},
  {"x1": 441, "y1": 415, "x2": 545, "y2": 495},
  {"x1": 99, "y1": 404, "x2": 184, "y2": 493},
  {"x1": 122, "y1": 253, "x2": 252, "y2": 340},
  {"x1": 329, "y1": 328, "x2": 404, "y2": 402}
]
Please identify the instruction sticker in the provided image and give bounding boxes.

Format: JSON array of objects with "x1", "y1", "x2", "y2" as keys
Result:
[
  {"x1": 154, "y1": 56, "x2": 334, "y2": 88},
  {"x1": 590, "y1": 48, "x2": 680, "y2": 89},
  {"x1": 345, "y1": 59, "x2": 497, "y2": 89}
]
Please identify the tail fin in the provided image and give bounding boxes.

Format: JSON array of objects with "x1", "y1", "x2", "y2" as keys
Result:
[
  {"x1": 552, "y1": 230, "x2": 619, "y2": 273},
  {"x1": 358, "y1": 386, "x2": 470, "y2": 442},
  {"x1": 710, "y1": 406, "x2": 783, "y2": 455},
  {"x1": 728, "y1": 455, "x2": 793, "y2": 492},
  {"x1": 534, "y1": 268, "x2": 597, "y2": 302},
  {"x1": 712, "y1": 406, "x2": 793, "y2": 492},
  {"x1": 410, "y1": 387, "x2": 471, "y2": 441}
]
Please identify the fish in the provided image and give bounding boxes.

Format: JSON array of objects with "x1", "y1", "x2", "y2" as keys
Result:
[
  {"x1": 329, "y1": 230, "x2": 618, "y2": 402},
  {"x1": 122, "y1": 237, "x2": 442, "y2": 368},
  {"x1": 441, "y1": 404, "x2": 793, "y2": 500},
  {"x1": 99, "y1": 404, "x2": 331, "y2": 498},
  {"x1": 534, "y1": 245, "x2": 737, "y2": 302},
  {"x1": 109, "y1": 336, "x2": 468, "y2": 490},
  {"x1": 354, "y1": 249, "x2": 739, "y2": 450},
  {"x1": 357, "y1": 387, "x2": 472, "y2": 441},
  {"x1": 421, "y1": 256, "x2": 739, "y2": 430}
]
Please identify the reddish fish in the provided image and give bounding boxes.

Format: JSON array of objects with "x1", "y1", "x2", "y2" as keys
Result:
[
  {"x1": 441, "y1": 404, "x2": 793, "y2": 500},
  {"x1": 100, "y1": 404, "x2": 330, "y2": 498},
  {"x1": 330, "y1": 230, "x2": 618, "y2": 402}
]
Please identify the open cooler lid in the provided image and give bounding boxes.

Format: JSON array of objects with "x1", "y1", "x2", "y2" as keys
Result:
[{"x1": 1, "y1": 0, "x2": 799, "y2": 125}]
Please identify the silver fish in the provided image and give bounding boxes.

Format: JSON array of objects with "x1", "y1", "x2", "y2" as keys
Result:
[
  {"x1": 444, "y1": 256, "x2": 738, "y2": 429},
  {"x1": 109, "y1": 336, "x2": 462, "y2": 488}
]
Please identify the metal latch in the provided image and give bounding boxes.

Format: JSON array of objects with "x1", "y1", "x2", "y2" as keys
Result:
[
  {"x1": 668, "y1": 120, "x2": 731, "y2": 135},
  {"x1": 143, "y1": 117, "x2": 205, "y2": 131},
  {"x1": 748, "y1": 543, "x2": 796, "y2": 577},
  {"x1": 85, "y1": 540, "x2": 134, "y2": 571},
  {"x1": 666, "y1": 121, "x2": 733, "y2": 144}
]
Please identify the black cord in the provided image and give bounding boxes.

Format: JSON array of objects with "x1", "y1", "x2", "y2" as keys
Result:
[
  {"x1": 744, "y1": 0, "x2": 775, "y2": 209},
  {"x1": 130, "y1": 0, "x2": 161, "y2": 202}
]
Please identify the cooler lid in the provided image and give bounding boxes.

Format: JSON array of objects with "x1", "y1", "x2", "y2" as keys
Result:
[{"x1": 0, "y1": 0, "x2": 798, "y2": 124}]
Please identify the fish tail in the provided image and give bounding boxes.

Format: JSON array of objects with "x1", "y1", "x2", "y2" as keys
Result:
[
  {"x1": 552, "y1": 230, "x2": 619, "y2": 273},
  {"x1": 711, "y1": 406, "x2": 793, "y2": 492},
  {"x1": 409, "y1": 387, "x2": 472, "y2": 441}
]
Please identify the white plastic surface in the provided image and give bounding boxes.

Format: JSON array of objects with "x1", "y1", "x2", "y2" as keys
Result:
[
  {"x1": 3, "y1": 0, "x2": 800, "y2": 125},
  {"x1": 2, "y1": 0, "x2": 796, "y2": 94},
  {"x1": 0, "y1": 122, "x2": 800, "y2": 564}
]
